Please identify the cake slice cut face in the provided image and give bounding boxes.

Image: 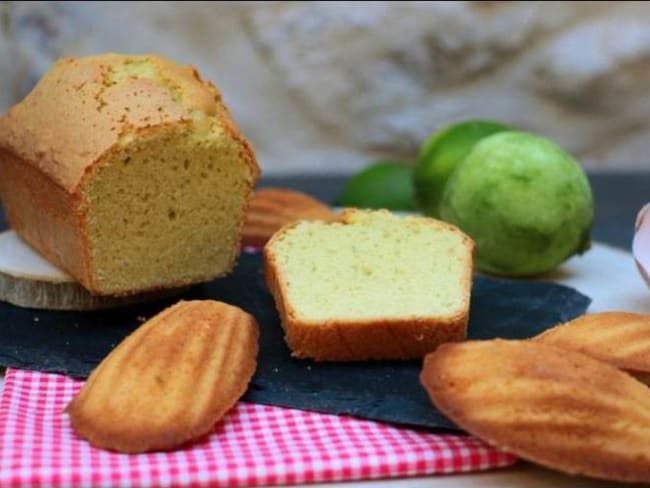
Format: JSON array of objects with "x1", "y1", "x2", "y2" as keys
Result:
[
  {"x1": 264, "y1": 209, "x2": 474, "y2": 360},
  {"x1": 82, "y1": 123, "x2": 253, "y2": 295}
]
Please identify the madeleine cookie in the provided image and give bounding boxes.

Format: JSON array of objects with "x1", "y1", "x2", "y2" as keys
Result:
[
  {"x1": 66, "y1": 300, "x2": 259, "y2": 453},
  {"x1": 421, "y1": 339, "x2": 650, "y2": 483},
  {"x1": 242, "y1": 188, "x2": 337, "y2": 247},
  {"x1": 534, "y1": 312, "x2": 650, "y2": 383}
]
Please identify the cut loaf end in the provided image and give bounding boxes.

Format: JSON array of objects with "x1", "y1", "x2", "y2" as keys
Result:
[
  {"x1": 82, "y1": 122, "x2": 255, "y2": 295},
  {"x1": 264, "y1": 209, "x2": 474, "y2": 361}
]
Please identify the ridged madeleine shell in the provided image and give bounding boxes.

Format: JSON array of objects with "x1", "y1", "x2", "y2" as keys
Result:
[
  {"x1": 421, "y1": 339, "x2": 650, "y2": 483},
  {"x1": 242, "y1": 187, "x2": 336, "y2": 247},
  {"x1": 66, "y1": 300, "x2": 259, "y2": 453},
  {"x1": 534, "y1": 312, "x2": 650, "y2": 384}
]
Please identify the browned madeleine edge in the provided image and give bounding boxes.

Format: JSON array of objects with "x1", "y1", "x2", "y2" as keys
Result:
[{"x1": 533, "y1": 311, "x2": 650, "y2": 383}]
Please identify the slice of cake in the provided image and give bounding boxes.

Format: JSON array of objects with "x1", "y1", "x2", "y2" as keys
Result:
[{"x1": 264, "y1": 209, "x2": 474, "y2": 361}]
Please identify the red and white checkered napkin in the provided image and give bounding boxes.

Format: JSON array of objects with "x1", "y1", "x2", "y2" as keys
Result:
[{"x1": 0, "y1": 369, "x2": 516, "y2": 487}]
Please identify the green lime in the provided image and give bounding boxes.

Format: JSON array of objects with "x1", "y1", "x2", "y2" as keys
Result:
[
  {"x1": 336, "y1": 161, "x2": 415, "y2": 211},
  {"x1": 413, "y1": 120, "x2": 510, "y2": 216},
  {"x1": 440, "y1": 131, "x2": 593, "y2": 277}
]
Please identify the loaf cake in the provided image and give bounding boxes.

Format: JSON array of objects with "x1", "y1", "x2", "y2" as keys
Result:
[
  {"x1": 0, "y1": 53, "x2": 259, "y2": 295},
  {"x1": 264, "y1": 209, "x2": 474, "y2": 361}
]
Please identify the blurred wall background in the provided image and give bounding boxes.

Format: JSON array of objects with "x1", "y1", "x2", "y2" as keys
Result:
[{"x1": 1, "y1": 1, "x2": 649, "y2": 174}]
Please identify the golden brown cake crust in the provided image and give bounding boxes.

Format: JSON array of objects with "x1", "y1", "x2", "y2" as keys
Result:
[
  {"x1": 263, "y1": 210, "x2": 473, "y2": 361},
  {"x1": 534, "y1": 311, "x2": 650, "y2": 383},
  {"x1": 66, "y1": 300, "x2": 259, "y2": 453},
  {"x1": 0, "y1": 150, "x2": 89, "y2": 283},
  {"x1": 0, "y1": 53, "x2": 260, "y2": 294},
  {"x1": 421, "y1": 339, "x2": 650, "y2": 483},
  {"x1": 0, "y1": 53, "x2": 259, "y2": 190}
]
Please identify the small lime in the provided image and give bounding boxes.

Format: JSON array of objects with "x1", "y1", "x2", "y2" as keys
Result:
[
  {"x1": 336, "y1": 161, "x2": 415, "y2": 211},
  {"x1": 440, "y1": 131, "x2": 593, "y2": 277},
  {"x1": 413, "y1": 120, "x2": 510, "y2": 216}
]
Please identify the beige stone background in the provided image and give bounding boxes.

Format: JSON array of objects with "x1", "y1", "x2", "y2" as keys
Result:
[{"x1": 1, "y1": 1, "x2": 649, "y2": 174}]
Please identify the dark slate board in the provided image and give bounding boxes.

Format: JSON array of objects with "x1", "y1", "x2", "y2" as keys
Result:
[{"x1": 0, "y1": 252, "x2": 590, "y2": 431}]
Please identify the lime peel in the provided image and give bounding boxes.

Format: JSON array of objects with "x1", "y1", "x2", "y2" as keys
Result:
[{"x1": 440, "y1": 131, "x2": 593, "y2": 277}]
